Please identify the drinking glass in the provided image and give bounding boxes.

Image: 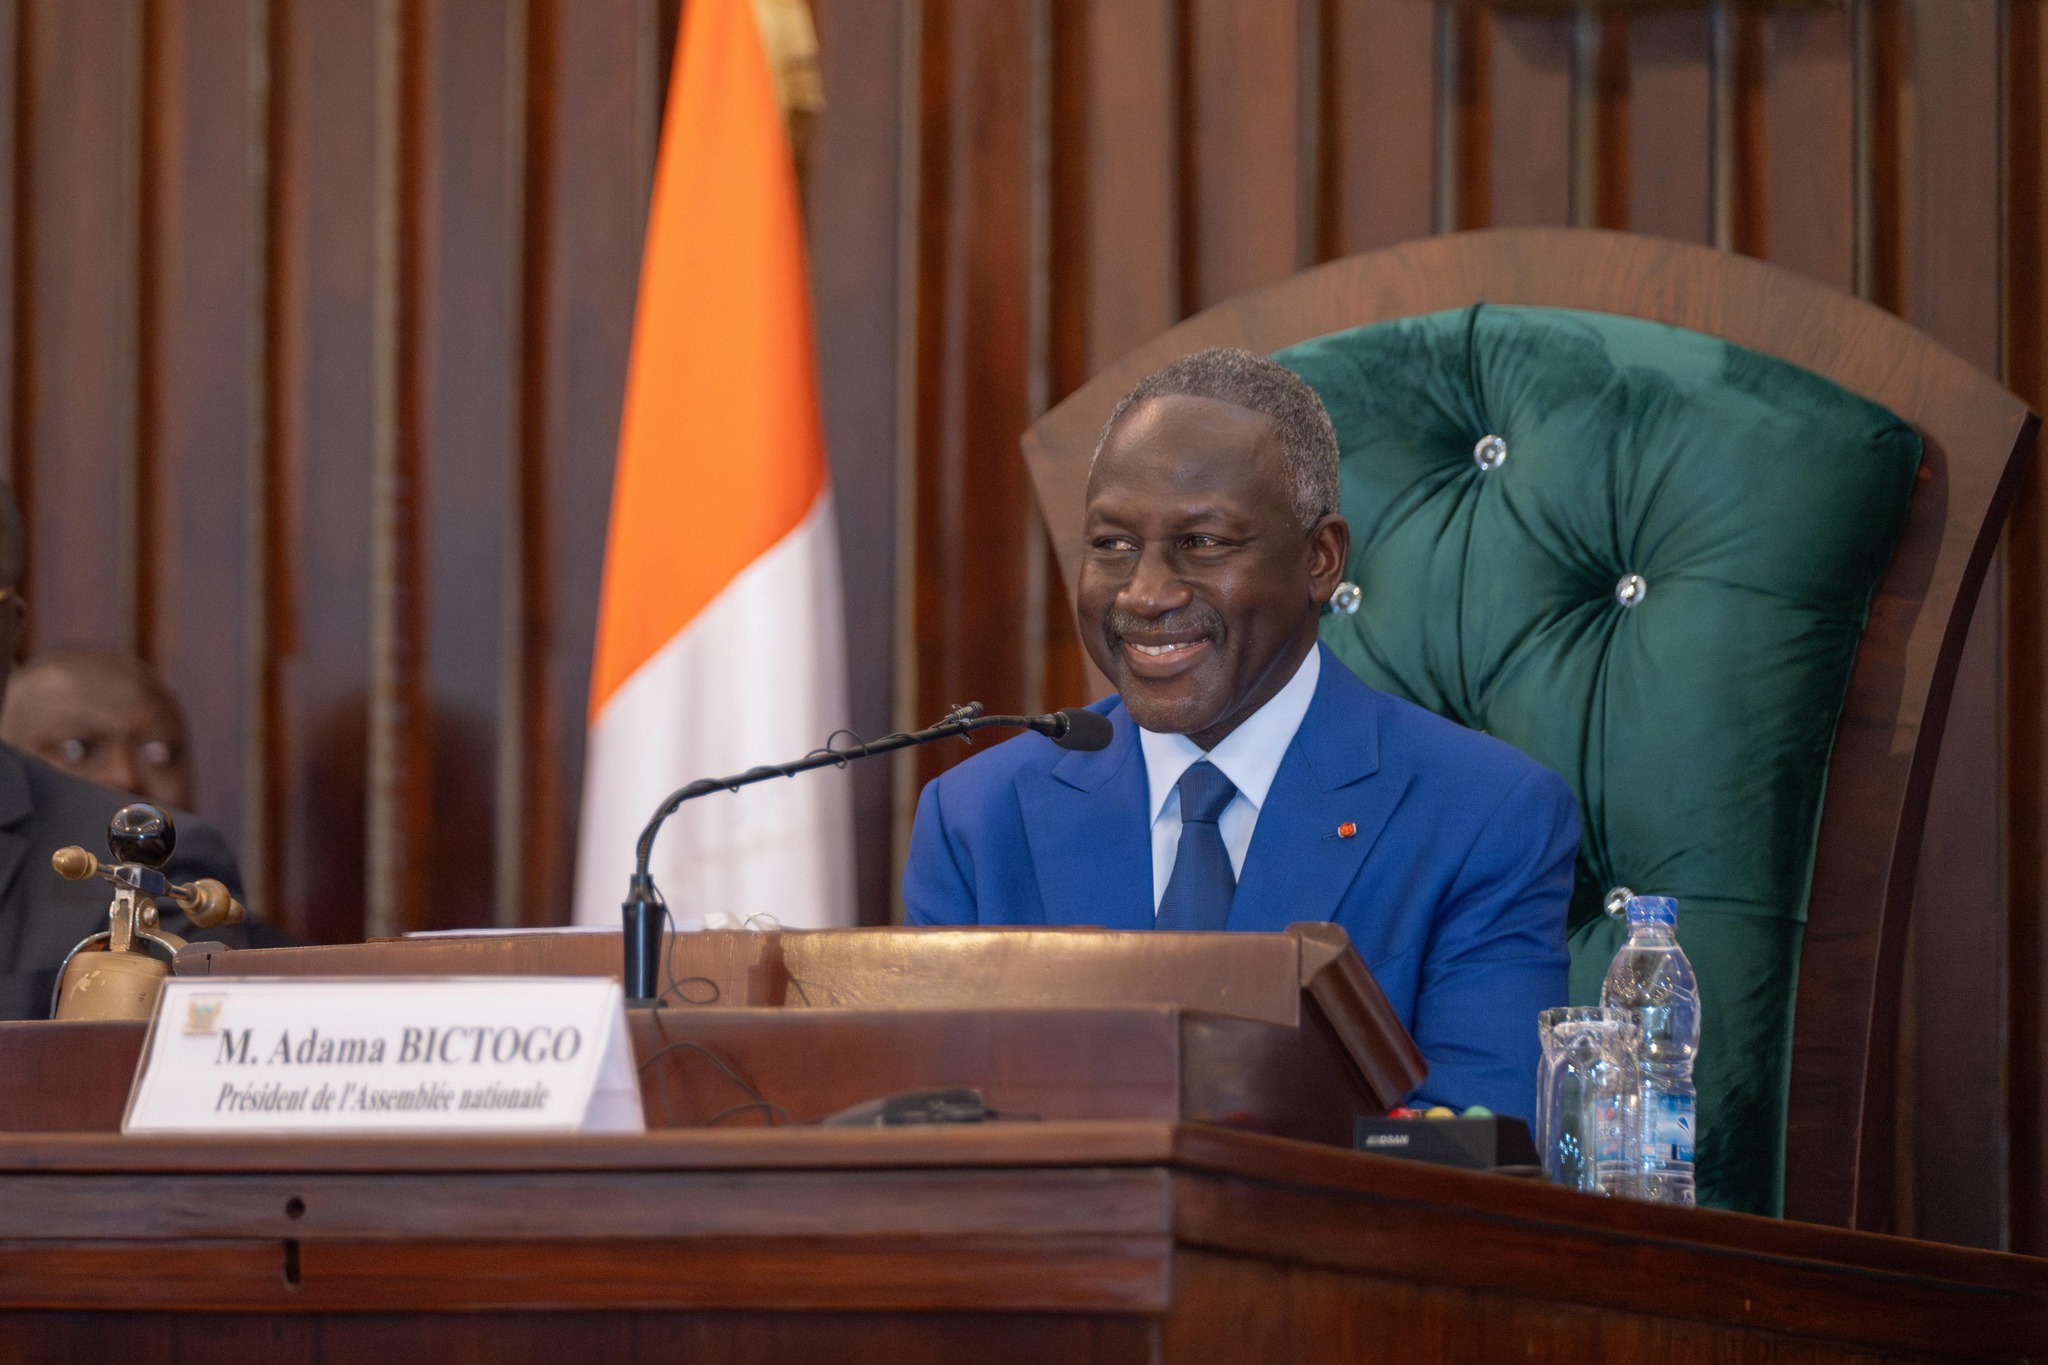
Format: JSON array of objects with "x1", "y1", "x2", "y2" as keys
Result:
[{"x1": 1538, "y1": 1005, "x2": 1640, "y2": 1196}]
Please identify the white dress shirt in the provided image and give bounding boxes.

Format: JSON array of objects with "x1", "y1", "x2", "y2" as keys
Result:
[{"x1": 1137, "y1": 646, "x2": 1321, "y2": 914}]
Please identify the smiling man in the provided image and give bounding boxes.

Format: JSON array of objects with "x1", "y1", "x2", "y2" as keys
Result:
[{"x1": 902, "y1": 348, "x2": 1578, "y2": 1118}]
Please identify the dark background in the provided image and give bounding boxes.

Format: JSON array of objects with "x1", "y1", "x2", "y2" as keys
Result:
[{"x1": 0, "y1": 0, "x2": 2037, "y2": 1253}]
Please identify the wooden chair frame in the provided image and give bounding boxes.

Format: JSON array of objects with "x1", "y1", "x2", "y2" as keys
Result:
[{"x1": 1021, "y1": 228, "x2": 2037, "y2": 1230}]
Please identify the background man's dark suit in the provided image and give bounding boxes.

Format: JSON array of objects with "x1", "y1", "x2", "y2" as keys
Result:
[{"x1": 0, "y1": 742, "x2": 271, "y2": 1019}]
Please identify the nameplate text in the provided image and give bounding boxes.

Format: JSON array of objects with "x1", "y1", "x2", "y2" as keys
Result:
[{"x1": 124, "y1": 976, "x2": 644, "y2": 1135}]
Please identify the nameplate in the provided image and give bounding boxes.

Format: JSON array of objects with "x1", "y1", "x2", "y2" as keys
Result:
[{"x1": 124, "y1": 977, "x2": 644, "y2": 1135}]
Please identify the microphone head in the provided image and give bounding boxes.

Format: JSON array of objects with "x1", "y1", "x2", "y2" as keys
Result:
[{"x1": 1051, "y1": 707, "x2": 1114, "y2": 752}]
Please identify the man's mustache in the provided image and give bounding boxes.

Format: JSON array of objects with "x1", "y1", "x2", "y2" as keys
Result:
[{"x1": 1102, "y1": 604, "x2": 1225, "y2": 644}]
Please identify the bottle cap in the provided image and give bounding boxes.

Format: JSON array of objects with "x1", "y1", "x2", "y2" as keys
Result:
[{"x1": 1625, "y1": 895, "x2": 1677, "y2": 926}]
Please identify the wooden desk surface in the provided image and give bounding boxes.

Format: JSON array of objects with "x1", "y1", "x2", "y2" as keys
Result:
[{"x1": 0, "y1": 1121, "x2": 2038, "y2": 1363}]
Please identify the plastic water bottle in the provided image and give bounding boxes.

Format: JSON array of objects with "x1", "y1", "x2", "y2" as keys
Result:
[{"x1": 1599, "y1": 895, "x2": 1699, "y2": 1205}]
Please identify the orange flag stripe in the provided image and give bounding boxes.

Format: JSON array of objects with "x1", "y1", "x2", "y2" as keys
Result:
[{"x1": 588, "y1": 0, "x2": 827, "y2": 719}]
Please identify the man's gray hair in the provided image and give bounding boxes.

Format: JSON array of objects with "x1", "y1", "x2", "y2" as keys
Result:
[{"x1": 1094, "y1": 347, "x2": 1342, "y2": 528}]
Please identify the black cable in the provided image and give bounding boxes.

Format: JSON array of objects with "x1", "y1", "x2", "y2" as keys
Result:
[
  {"x1": 638, "y1": 1017, "x2": 786, "y2": 1127},
  {"x1": 706, "y1": 1099, "x2": 793, "y2": 1126},
  {"x1": 636, "y1": 1038, "x2": 766, "y2": 1098}
]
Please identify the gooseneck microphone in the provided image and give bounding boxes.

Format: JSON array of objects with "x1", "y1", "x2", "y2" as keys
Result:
[{"x1": 619, "y1": 702, "x2": 1113, "y2": 1003}]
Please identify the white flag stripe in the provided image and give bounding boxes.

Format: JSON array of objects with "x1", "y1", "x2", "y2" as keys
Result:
[{"x1": 573, "y1": 491, "x2": 855, "y2": 929}]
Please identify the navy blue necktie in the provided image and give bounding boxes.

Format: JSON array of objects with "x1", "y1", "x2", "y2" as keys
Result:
[{"x1": 1156, "y1": 761, "x2": 1239, "y2": 931}]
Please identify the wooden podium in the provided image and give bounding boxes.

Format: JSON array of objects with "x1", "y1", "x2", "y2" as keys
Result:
[{"x1": 0, "y1": 925, "x2": 2038, "y2": 1362}]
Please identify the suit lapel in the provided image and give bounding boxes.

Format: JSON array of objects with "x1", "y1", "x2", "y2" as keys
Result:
[
  {"x1": 1228, "y1": 648, "x2": 1410, "y2": 933},
  {"x1": 1018, "y1": 703, "x2": 1154, "y2": 929}
]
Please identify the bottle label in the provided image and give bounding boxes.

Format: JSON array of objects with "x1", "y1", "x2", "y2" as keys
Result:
[
  {"x1": 1651, "y1": 1091, "x2": 1695, "y2": 1164},
  {"x1": 1594, "y1": 1095, "x2": 1628, "y2": 1165}
]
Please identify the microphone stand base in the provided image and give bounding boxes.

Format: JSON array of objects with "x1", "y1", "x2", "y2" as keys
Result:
[{"x1": 621, "y1": 894, "x2": 664, "y2": 1005}]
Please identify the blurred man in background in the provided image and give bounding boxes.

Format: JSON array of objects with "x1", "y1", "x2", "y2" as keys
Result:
[
  {"x1": 0, "y1": 490, "x2": 279, "y2": 1016},
  {"x1": 0, "y1": 647, "x2": 193, "y2": 809}
]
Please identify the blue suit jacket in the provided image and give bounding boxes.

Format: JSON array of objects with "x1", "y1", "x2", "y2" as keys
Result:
[{"x1": 903, "y1": 644, "x2": 1578, "y2": 1120}]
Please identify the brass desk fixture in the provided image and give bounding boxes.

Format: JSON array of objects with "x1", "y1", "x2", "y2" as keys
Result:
[{"x1": 48, "y1": 803, "x2": 243, "y2": 1022}]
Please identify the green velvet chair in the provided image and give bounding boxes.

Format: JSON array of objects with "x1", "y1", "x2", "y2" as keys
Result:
[{"x1": 1023, "y1": 230, "x2": 2036, "y2": 1227}]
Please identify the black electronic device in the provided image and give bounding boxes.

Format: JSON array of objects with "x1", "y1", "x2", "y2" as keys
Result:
[
  {"x1": 820, "y1": 1088, "x2": 995, "y2": 1127},
  {"x1": 1352, "y1": 1114, "x2": 1541, "y2": 1173}
]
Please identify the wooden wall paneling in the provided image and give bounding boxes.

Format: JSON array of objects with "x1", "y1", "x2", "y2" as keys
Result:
[
  {"x1": 1628, "y1": 9, "x2": 1712, "y2": 243},
  {"x1": 1325, "y1": 0, "x2": 1435, "y2": 256},
  {"x1": 1484, "y1": 10, "x2": 1571, "y2": 228},
  {"x1": 1049, "y1": 0, "x2": 1178, "y2": 386},
  {"x1": 1445, "y1": 6, "x2": 1486, "y2": 232},
  {"x1": 1897, "y1": 0, "x2": 2009, "y2": 1251},
  {"x1": 142, "y1": 0, "x2": 262, "y2": 865},
  {"x1": 16, "y1": 0, "x2": 144, "y2": 651},
  {"x1": 1182, "y1": 0, "x2": 1306, "y2": 310},
  {"x1": 407, "y1": 0, "x2": 525, "y2": 931},
  {"x1": 515, "y1": 0, "x2": 642, "y2": 927},
  {"x1": 912, "y1": 0, "x2": 1040, "y2": 784},
  {"x1": 1583, "y1": 10, "x2": 1629, "y2": 231},
  {"x1": 1856, "y1": 0, "x2": 1905, "y2": 309},
  {"x1": 1714, "y1": 5, "x2": 1768, "y2": 257},
  {"x1": 810, "y1": 0, "x2": 906, "y2": 924},
  {"x1": 1761, "y1": 4, "x2": 1855, "y2": 292},
  {"x1": 269, "y1": 0, "x2": 393, "y2": 943},
  {"x1": 2007, "y1": 0, "x2": 2048, "y2": 1264}
]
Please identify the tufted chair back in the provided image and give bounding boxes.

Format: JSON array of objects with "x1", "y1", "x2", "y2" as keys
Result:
[
  {"x1": 1278, "y1": 304, "x2": 1919, "y2": 1214},
  {"x1": 1022, "y1": 230, "x2": 2035, "y2": 1228}
]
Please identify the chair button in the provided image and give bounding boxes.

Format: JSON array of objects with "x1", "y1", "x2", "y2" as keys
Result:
[
  {"x1": 1473, "y1": 434, "x2": 1507, "y2": 471},
  {"x1": 1605, "y1": 886, "x2": 1634, "y2": 920},
  {"x1": 1614, "y1": 573, "x2": 1647, "y2": 608}
]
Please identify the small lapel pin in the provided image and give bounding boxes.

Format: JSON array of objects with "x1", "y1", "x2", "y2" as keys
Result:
[{"x1": 1337, "y1": 822, "x2": 1356, "y2": 839}]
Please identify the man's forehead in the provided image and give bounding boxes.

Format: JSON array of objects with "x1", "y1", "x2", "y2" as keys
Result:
[
  {"x1": 14, "y1": 662, "x2": 176, "y2": 721},
  {"x1": 1089, "y1": 392, "x2": 1286, "y2": 506}
]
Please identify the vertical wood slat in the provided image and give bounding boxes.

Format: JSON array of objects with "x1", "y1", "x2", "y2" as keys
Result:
[
  {"x1": 1897, "y1": 0, "x2": 2009, "y2": 1251},
  {"x1": 270, "y1": 0, "x2": 386, "y2": 944},
  {"x1": 1021, "y1": 0, "x2": 1052, "y2": 719},
  {"x1": 16, "y1": 0, "x2": 144, "y2": 653},
  {"x1": 1708, "y1": 3, "x2": 1767, "y2": 254},
  {"x1": 516, "y1": 0, "x2": 642, "y2": 928},
  {"x1": 912, "y1": 0, "x2": 1039, "y2": 785},
  {"x1": 1762, "y1": 5, "x2": 1856, "y2": 292},
  {"x1": 144, "y1": 0, "x2": 264, "y2": 863},
  {"x1": 1587, "y1": 10, "x2": 1630, "y2": 231},
  {"x1": 1325, "y1": 0, "x2": 1434, "y2": 256},
  {"x1": 1448, "y1": 6, "x2": 1487, "y2": 231},
  {"x1": 1051, "y1": 0, "x2": 1178, "y2": 384},
  {"x1": 1855, "y1": 0, "x2": 1904, "y2": 309},
  {"x1": 1183, "y1": 0, "x2": 1303, "y2": 309},
  {"x1": 1486, "y1": 10, "x2": 1571, "y2": 229},
  {"x1": 810, "y1": 0, "x2": 906, "y2": 921},
  {"x1": 1630, "y1": 9, "x2": 1712, "y2": 243},
  {"x1": 363, "y1": 0, "x2": 408, "y2": 942},
  {"x1": 406, "y1": 0, "x2": 525, "y2": 932}
]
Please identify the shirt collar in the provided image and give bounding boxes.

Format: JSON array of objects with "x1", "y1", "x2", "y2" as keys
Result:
[{"x1": 1136, "y1": 645, "x2": 1321, "y2": 823}]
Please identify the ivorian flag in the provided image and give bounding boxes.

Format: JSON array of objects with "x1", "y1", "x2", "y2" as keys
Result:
[{"x1": 573, "y1": 0, "x2": 852, "y2": 928}]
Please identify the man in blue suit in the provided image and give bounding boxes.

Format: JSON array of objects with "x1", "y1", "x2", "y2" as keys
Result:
[{"x1": 904, "y1": 348, "x2": 1577, "y2": 1120}]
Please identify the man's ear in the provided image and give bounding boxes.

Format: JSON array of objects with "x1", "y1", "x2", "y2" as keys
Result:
[{"x1": 1307, "y1": 515, "x2": 1350, "y2": 604}]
